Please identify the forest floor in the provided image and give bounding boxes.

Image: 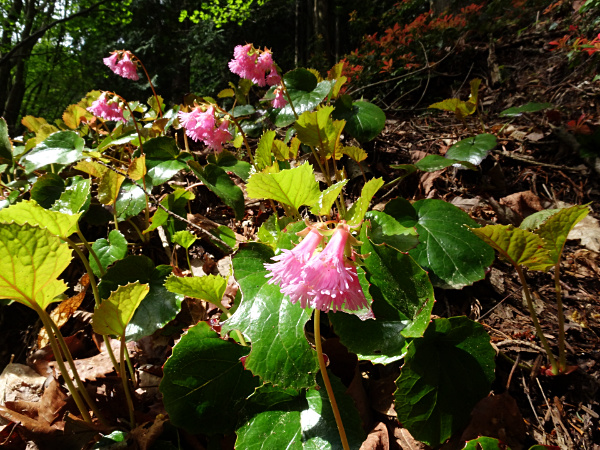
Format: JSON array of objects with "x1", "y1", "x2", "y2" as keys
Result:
[{"x1": 1, "y1": 11, "x2": 600, "y2": 450}]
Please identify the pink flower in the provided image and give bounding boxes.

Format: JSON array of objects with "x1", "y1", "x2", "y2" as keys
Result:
[
  {"x1": 103, "y1": 52, "x2": 119, "y2": 71},
  {"x1": 87, "y1": 93, "x2": 126, "y2": 122},
  {"x1": 229, "y1": 44, "x2": 280, "y2": 87},
  {"x1": 265, "y1": 224, "x2": 370, "y2": 314},
  {"x1": 103, "y1": 51, "x2": 139, "y2": 81},
  {"x1": 271, "y1": 87, "x2": 287, "y2": 109},
  {"x1": 178, "y1": 105, "x2": 232, "y2": 151},
  {"x1": 265, "y1": 228, "x2": 323, "y2": 288}
]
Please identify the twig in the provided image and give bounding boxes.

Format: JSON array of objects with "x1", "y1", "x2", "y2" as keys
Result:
[{"x1": 492, "y1": 149, "x2": 584, "y2": 171}]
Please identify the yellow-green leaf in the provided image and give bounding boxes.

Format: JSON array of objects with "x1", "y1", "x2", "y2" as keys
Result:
[
  {"x1": 0, "y1": 223, "x2": 72, "y2": 310},
  {"x1": 342, "y1": 146, "x2": 367, "y2": 163},
  {"x1": 92, "y1": 282, "x2": 150, "y2": 336},
  {"x1": 256, "y1": 130, "x2": 276, "y2": 171},
  {"x1": 218, "y1": 88, "x2": 235, "y2": 98},
  {"x1": 310, "y1": 180, "x2": 347, "y2": 216},
  {"x1": 470, "y1": 224, "x2": 554, "y2": 271},
  {"x1": 128, "y1": 155, "x2": 147, "y2": 180},
  {"x1": 345, "y1": 178, "x2": 384, "y2": 225},
  {"x1": 98, "y1": 169, "x2": 125, "y2": 205},
  {"x1": 0, "y1": 200, "x2": 81, "y2": 239},
  {"x1": 164, "y1": 274, "x2": 227, "y2": 308}
]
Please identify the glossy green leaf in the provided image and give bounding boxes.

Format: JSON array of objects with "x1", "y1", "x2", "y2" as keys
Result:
[
  {"x1": 394, "y1": 317, "x2": 496, "y2": 447},
  {"x1": 98, "y1": 256, "x2": 183, "y2": 341},
  {"x1": 208, "y1": 150, "x2": 252, "y2": 182},
  {"x1": 534, "y1": 204, "x2": 589, "y2": 264},
  {"x1": 246, "y1": 162, "x2": 320, "y2": 213},
  {"x1": 310, "y1": 180, "x2": 347, "y2": 216},
  {"x1": 222, "y1": 243, "x2": 319, "y2": 389},
  {"x1": 0, "y1": 223, "x2": 72, "y2": 310},
  {"x1": 500, "y1": 102, "x2": 553, "y2": 117},
  {"x1": 364, "y1": 211, "x2": 419, "y2": 252},
  {"x1": 519, "y1": 209, "x2": 560, "y2": 231},
  {"x1": 235, "y1": 373, "x2": 364, "y2": 449},
  {"x1": 361, "y1": 230, "x2": 434, "y2": 338},
  {"x1": 21, "y1": 131, "x2": 86, "y2": 172},
  {"x1": 275, "y1": 79, "x2": 332, "y2": 128},
  {"x1": 332, "y1": 100, "x2": 385, "y2": 143},
  {"x1": 89, "y1": 230, "x2": 128, "y2": 276},
  {"x1": 387, "y1": 199, "x2": 495, "y2": 288},
  {"x1": 414, "y1": 154, "x2": 475, "y2": 172},
  {"x1": 463, "y1": 436, "x2": 507, "y2": 450},
  {"x1": 93, "y1": 282, "x2": 149, "y2": 336},
  {"x1": 232, "y1": 104, "x2": 255, "y2": 117},
  {"x1": 143, "y1": 136, "x2": 191, "y2": 185},
  {"x1": 470, "y1": 224, "x2": 553, "y2": 271},
  {"x1": 172, "y1": 230, "x2": 197, "y2": 249},
  {"x1": 284, "y1": 68, "x2": 318, "y2": 91},
  {"x1": 30, "y1": 173, "x2": 65, "y2": 208},
  {"x1": 188, "y1": 161, "x2": 245, "y2": 220},
  {"x1": 115, "y1": 180, "x2": 148, "y2": 221},
  {"x1": 445, "y1": 134, "x2": 497, "y2": 166},
  {"x1": 51, "y1": 176, "x2": 91, "y2": 215},
  {"x1": 211, "y1": 225, "x2": 238, "y2": 251},
  {"x1": 0, "y1": 118, "x2": 12, "y2": 163},
  {"x1": 160, "y1": 321, "x2": 258, "y2": 435},
  {"x1": 0, "y1": 200, "x2": 81, "y2": 239},
  {"x1": 345, "y1": 177, "x2": 383, "y2": 225},
  {"x1": 164, "y1": 274, "x2": 227, "y2": 308},
  {"x1": 329, "y1": 312, "x2": 408, "y2": 364}
]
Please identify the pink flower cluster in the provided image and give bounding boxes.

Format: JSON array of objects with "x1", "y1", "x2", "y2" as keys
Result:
[
  {"x1": 178, "y1": 105, "x2": 232, "y2": 151},
  {"x1": 265, "y1": 224, "x2": 370, "y2": 314},
  {"x1": 87, "y1": 93, "x2": 126, "y2": 122},
  {"x1": 103, "y1": 51, "x2": 139, "y2": 81},
  {"x1": 228, "y1": 44, "x2": 287, "y2": 109}
]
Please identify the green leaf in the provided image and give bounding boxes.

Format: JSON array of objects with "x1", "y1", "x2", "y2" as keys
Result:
[
  {"x1": 387, "y1": 199, "x2": 495, "y2": 288},
  {"x1": 534, "y1": 204, "x2": 589, "y2": 264},
  {"x1": 115, "y1": 180, "x2": 148, "y2": 221},
  {"x1": 394, "y1": 317, "x2": 496, "y2": 447},
  {"x1": 345, "y1": 177, "x2": 383, "y2": 225},
  {"x1": 246, "y1": 162, "x2": 320, "y2": 213},
  {"x1": 519, "y1": 209, "x2": 561, "y2": 231},
  {"x1": 172, "y1": 230, "x2": 197, "y2": 249},
  {"x1": 463, "y1": 436, "x2": 507, "y2": 450},
  {"x1": 256, "y1": 130, "x2": 276, "y2": 171},
  {"x1": 221, "y1": 243, "x2": 319, "y2": 389},
  {"x1": 361, "y1": 231, "x2": 434, "y2": 338},
  {"x1": 0, "y1": 118, "x2": 13, "y2": 163},
  {"x1": 89, "y1": 230, "x2": 128, "y2": 276},
  {"x1": 21, "y1": 131, "x2": 86, "y2": 172},
  {"x1": 0, "y1": 200, "x2": 81, "y2": 239},
  {"x1": 295, "y1": 105, "x2": 336, "y2": 148},
  {"x1": 143, "y1": 136, "x2": 191, "y2": 185},
  {"x1": 0, "y1": 223, "x2": 72, "y2": 310},
  {"x1": 500, "y1": 102, "x2": 553, "y2": 117},
  {"x1": 51, "y1": 176, "x2": 91, "y2": 215},
  {"x1": 98, "y1": 256, "x2": 183, "y2": 341},
  {"x1": 310, "y1": 180, "x2": 347, "y2": 216},
  {"x1": 164, "y1": 274, "x2": 227, "y2": 308},
  {"x1": 445, "y1": 134, "x2": 497, "y2": 166},
  {"x1": 332, "y1": 100, "x2": 385, "y2": 143},
  {"x1": 414, "y1": 154, "x2": 458, "y2": 172},
  {"x1": 235, "y1": 373, "x2": 365, "y2": 449},
  {"x1": 275, "y1": 80, "x2": 332, "y2": 127},
  {"x1": 97, "y1": 169, "x2": 125, "y2": 206},
  {"x1": 208, "y1": 150, "x2": 252, "y2": 182},
  {"x1": 470, "y1": 224, "x2": 553, "y2": 271},
  {"x1": 364, "y1": 211, "x2": 419, "y2": 252},
  {"x1": 341, "y1": 146, "x2": 368, "y2": 163},
  {"x1": 284, "y1": 68, "x2": 318, "y2": 91},
  {"x1": 93, "y1": 282, "x2": 149, "y2": 336},
  {"x1": 329, "y1": 311, "x2": 408, "y2": 364},
  {"x1": 188, "y1": 161, "x2": 245, "y2": 220},
  {"x1": 30, "y1": 173, "x2": 65, "y2": 208},
  {"x1": 232, "y1": 104, "x2": 255, "y2": 117},
  {"x1": 160, "y1": 321, "x2": 258, "y2": 435}
]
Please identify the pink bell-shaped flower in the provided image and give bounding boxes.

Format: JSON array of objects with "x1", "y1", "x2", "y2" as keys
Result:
[
  {"x1": 177, "y1": 105, "x2": 232, "y2": 152},
  {"x1": 87, "y1": 92, "x2": 126, "y2": 122}
]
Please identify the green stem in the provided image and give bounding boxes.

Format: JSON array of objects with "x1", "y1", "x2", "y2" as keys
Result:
[
  {"x1": 278, "y1": 72, "x2": 299, "y2": 120},
  {"x1": 126, "y1": 218, "x2": 146, "y2": 243},
  {"x1": 132, "y1": 54, "x2": 163, "y2": 118},
  {"x1": 47, "y1": 318, "x2": 108, "y2": 426},
  {"x1": 221, "y1": 309, "x2": 247, "y2": 346},
  {"x1": 314, "y1": 310, "x2": 349, "y2": 450},
  {"x1": 554, "y1": 262, "x2": 567, "y2": 372},
  {"x1": 35, "y1": 306, "x2": 92, "y2": 424},
  {"x1": 185, "y1": 251, "x2": 192, "y2": 273},
  {"x1": 119, "y1": 333, "x2": 136, "y2": 427},
  {"x1": 76, "y1": 227, "x2": 105, "y2": 277},
  {"x1": 124, "y1": 347, "x2": 138, "y2": 389},
  {"x1": 515, "y1": 265, "x2": 559, "y2": 374},
  {"x1": 64, "y1": 236, "x2": 123, "y2": 379}
]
